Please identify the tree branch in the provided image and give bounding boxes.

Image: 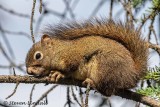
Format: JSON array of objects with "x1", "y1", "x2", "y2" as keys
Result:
[
  {"x1": 0, "y1": 75, "x2": 159, "y2": 107},
  {"x1": 148, "y1": 42, "x2": 160, "y2": 55},
  {"x1": 115, "y1": 90, "x2": 160, "y2": 107},
  {"x1": 0, "y1": 75, "x2": 82, "y2": 86}
]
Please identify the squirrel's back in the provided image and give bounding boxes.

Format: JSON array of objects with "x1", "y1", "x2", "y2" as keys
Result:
[{"x1": 43, "y1": 18, "x2": 148, "y2": 78}]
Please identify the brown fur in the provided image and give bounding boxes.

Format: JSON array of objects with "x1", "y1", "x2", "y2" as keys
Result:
[{"x1": 26, "y1": 19, "x2": 148, "y2": 96}]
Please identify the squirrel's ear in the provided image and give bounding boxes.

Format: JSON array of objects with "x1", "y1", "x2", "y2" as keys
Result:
[{"x1": 41, "y1": 34, "x2": 51, "y2": 43}]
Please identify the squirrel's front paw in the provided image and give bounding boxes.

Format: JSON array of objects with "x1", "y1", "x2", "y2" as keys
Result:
[{"x1": 48, "y1": 71, "x2": 65, "y2": 82}]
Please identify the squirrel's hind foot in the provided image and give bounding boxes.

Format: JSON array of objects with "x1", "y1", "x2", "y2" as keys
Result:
[{"x1": 82, "y1": 78, "x2": 96, "y2": 88}]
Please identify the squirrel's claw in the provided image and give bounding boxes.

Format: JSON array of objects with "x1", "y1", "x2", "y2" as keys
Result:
[
  {"x1": 48, "y1": 71, "x2": 65, "y2": 82},
  {"x1": 82, "y1": 78, "x2": 95, "y2": 88}
]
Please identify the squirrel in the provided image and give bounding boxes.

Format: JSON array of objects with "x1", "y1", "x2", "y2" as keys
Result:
[{"x1": 26, "y1": 19, "x2": 148, "y2": 96}]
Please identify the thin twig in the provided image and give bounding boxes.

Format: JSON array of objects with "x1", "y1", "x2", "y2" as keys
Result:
[
  {"x1": 30, "y1": 0, "x2": 36, "y2": 43},
  {"x1": 89, "y1": 0, "x2": 107, "y2": 18},
  {"x1": 0, "y1": 24, "x2": 15, "y2": 59},
  {"x1": 135, "y1": 102, "x2": 141, "y2": 107},
  {"x1": 127, "y1": 0, "x2": 134, "y2": 27},
  {"x1": 107, "y1": 98, "x2": 112, "y2": 107},
  {"x1": 147, "y1": 16, "x2": 156, "y2": 41},
  {"x1": 44, "y1": 8, "x2": 65, "y2": 18},
  {"x1": 109, "y1": 0, "x2": 114, "y2": 19},
  {"x1": 138, "y1": 11, "x2": 157, "y2": 32},
  {"x1": 13, "y1": 68, "x2": 16, "y2": 76},
  {"x1": 71, "y1": 0, "x2": 80, "y2": 10},
  {"x1": 0, "y1": 4, "x2": 30, "y2": 19},
  {"x1": 45, "y1": 96, "x2": 48, "y2": 105},
  {"x1": 147, "y1": 15, "x2": 158, "y2": 45},
  {"x1": 85, "y1": 84, "x2": 90, "y2": 107},
  {"x1": 6, "y1": 82, "x2": 20, "y2": 99},
  {"x1": 97, "y1": 97, "x2": 107, "y2": 107},
  {"x1": 152, "y1": 27, "x2": 158, "y2": 45},
  {"x1": 0, "y1": 42, "x2": 13, "y2": 66},
  {"x1": 32, "y1": 85, "x2": 58, "y2": 107},
  {"x1": 63, "y1": 0, "x2": 75, "y2": 19},
  {"x1": 64, "y1": 86, "x2": 72, "y2": 107},
  {"x1": 120, "y1": 0, "x2": 135, "y2": 27},
  {"x1": 0, "y1": 63, "x2": 25, "y2": 72},
  {"x1": 0, "y1": 42, "x2": 25, "y2": 72},
  {"x1": 148, "y1": 42, "x2": 160, "y2": 55},
  {"x1": 29, "y1": 84, "x2": 36, "y2": 107},
  {"x1": 39, "y1": 0, "x2": 43, "y2": 14},
  {"x1": 79, "y1": 88, "x2": 84, "y2": 107},
  {"x1": 71, "y1": 86, "x2": 82, "y2": 107},
  {"x1": 0, "y1": 28, "x2": 30, "y2": 39}
]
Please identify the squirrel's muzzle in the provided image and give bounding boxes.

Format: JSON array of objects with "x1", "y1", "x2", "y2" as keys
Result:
[
  {"x1": 27, "y1": 67, "x2": 35, "y2": 75},
  {"x1": 26, "y1": 66, "x2": 49, "y2": 77}
]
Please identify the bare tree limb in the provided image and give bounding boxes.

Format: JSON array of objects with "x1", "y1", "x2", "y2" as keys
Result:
[{"x1": 0, "y1": 75, "x2": 159, "y2": 107}]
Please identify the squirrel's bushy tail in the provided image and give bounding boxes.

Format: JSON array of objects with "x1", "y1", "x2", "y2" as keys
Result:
[{"x1": 44, "y1": 19, "x2": 148, "y2": 77}]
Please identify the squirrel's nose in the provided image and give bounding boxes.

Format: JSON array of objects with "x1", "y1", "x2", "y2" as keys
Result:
[{"x1": 27, "y1": 67, "x2": 34, "y2": 75}]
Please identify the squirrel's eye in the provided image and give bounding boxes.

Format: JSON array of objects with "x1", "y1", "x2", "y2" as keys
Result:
[{"x1": 34, "y1": 51, "x2": 43, "y2": 60}]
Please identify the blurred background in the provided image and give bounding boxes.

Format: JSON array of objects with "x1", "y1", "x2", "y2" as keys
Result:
[{"x1": 0, "y1": 0, "x2": 159, "y2": 107}]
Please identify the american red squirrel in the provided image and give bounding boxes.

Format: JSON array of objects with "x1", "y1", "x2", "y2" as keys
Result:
[{"x1": 26, "y1": 19, "x2": 148, "y2": 96}]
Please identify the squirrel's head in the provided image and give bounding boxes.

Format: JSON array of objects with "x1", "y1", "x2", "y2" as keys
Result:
[{"x1": 26, "y1": 35, "x2": 53, "y2": 77}]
